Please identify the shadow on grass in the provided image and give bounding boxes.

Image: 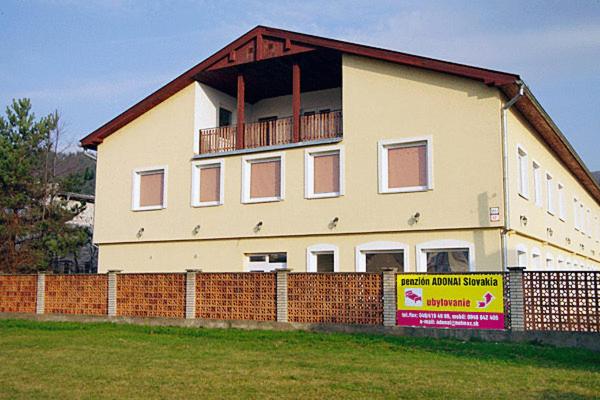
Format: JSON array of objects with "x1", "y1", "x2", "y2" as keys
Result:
[{"x1": 2, "y1": 318, "x2": 598, "y2": 373}]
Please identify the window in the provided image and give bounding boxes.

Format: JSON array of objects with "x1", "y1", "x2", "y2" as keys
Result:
[
  {"x1": 533, "y1": 161, "x2": 542, "y2": 207},
  {"x1": 355, "y1": 242, "x2": 408, "y2": 273},
  {"x1": 546, "y1": 172, "x2": 554, "y2": 215},
  {"x1": 245, "y1": 253, "x2": 287, "y2": 272},
  {"x1": 531, "y1": 248, "x2": 541, "y2": 269},
  {"x1": 132, "y1": 167, "x2": 167, "y2": 211},
  {"x1": 517, "y1": 146, "x2": 528, "y2": 198},
  {"x1": 416, "y1": 240, "x2": 474, "y2": 272},
  {"x1": 378, "y1": 137, "x2": 432, "y2": 193},
  {"x1": 574, "y1": 198, "x2": 580, "y2": 230},
  {"x1": 558, "y1": 183, "x2": 565, "y2": 220},
  {"x1": 305, "y1": 145, "x2": 344, "y2": 199},
  {"x1": 516, "y1": 245, "x2": 528, "y2": 268},
  {"x1": 218, "y1": 107, "x2": 232, "y2": 127},
  {"x1": 580, "y1": 203, "x2": 585, "y2": 233},
  {"x1": 587, "y1": 209, "x2": 592, "y2": 237},
  {"x1": 306, "y1": 244, "x2": 339, "y2": 272},
  {"x1": 242, "y1": 153, "x2": 284, "y2": 203},
  {"x1": 191, "y1": 159, "x2": 224, "y2": 207},
  {"x1": 548, "y1": 255, "x2": 554, "y2": 269}
]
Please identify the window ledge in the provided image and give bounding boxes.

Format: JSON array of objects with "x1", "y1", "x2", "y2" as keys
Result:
[
  {"x1": 380, "y1": 187, "x2": 432, "y2": 194},
  {"x1": 132, "y1": 206, "x2": 165, "y2": 212},
  {"x1": 243, "y1": 197, "x2": 284, "y2": 204},
  {"x1": 192, "y1": 137, "x2": 342, "y2": 160}
]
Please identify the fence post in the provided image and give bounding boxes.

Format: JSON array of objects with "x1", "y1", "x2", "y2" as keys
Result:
[
  {"x1": 107, "y1": 270, "x2": 121, "y2": 317},
  {"x1": 508, "y1": 266, "x2": 525, "y2": 331},
  {"x1": 36, "y1": 272, "x2": 46, "y2": 315},
  {"x1": 185, "y1": 269, "x2": 201, "y2": 320},
  {"x1": 275, "y1": 268, "x2": 290, "y2": 323},
  {"x1": 382, "y1": 268, "x2": 397, "y2": 327}
]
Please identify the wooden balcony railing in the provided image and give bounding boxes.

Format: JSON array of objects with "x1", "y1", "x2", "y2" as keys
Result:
[{"x1": 199, "y1": 110, "x2": 342, "y2": 154}]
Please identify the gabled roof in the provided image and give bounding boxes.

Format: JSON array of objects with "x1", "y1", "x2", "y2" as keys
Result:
[{"x1": 80, "y1": 25, "x2": 600, "y2": 204}]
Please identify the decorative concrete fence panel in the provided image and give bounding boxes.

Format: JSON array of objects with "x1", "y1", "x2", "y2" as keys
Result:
[
  {"x1": 288, "y1": 273, "x2": 383, "y2": 325},
  {"x1": 117, "y1": 273, "x2": 186, "y2": 318},
  {"x1": 0, "y1": 275, "x2": 37, "y2": 313},
  {"x1": 523, "y1": 271, "x2": 600, "y2": 332},
  {"x1": 196, "y1": 273, "x2": 277, "y2": 321},
  {"x1": 45, "y1": 274, "x2": 108, "y2": 316}
]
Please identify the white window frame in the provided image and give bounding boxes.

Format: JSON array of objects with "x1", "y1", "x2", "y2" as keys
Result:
[
  {"x1": 517, "y1": 145, "x2": 529, "y2": 199},
  {"x1": 304, "y1": 145, "x2": 345, "y2": 199},
  {"x1": 191, "y1": 159, "x2": 224, "y2": 207},
  {"x1": 241, "y1": 152, "x2": 285, "y2": 204},
  {"x1": 378, "y1": 136, "x2": 433, "y2": 194},
  {"x1": 557, "y1": 183, "x2": 565, "y2": 221},
  {"x1": 416, "y1": 239, "x2": 475, "y2": 272},
  {"x1": 531, "y1": 247, "x2": 541, "y2": 269},
  {"x1": 557, "y1": 255, "x2": 565, "y2": 270},
  {"x1": 131, "y1": 165, "x2": 168, "y2": 211},
  {"x1": 355, "y1": 241, "x2": 409, "y2": 272},
  {"x1": 545, "y1": 172, "x2": 554, "y2": 215},
  {"x1": 574, "y1": 197, "x2": 580, "y2": 231},
  {"x1": 580, "y1": 203, "x2": 585, "y2": 234},
  {"x1": 587, "y1": 208, "x2": 592, "y2": 238},
  {"x1": 244, "y1": 253, "x2": 287, "y2": 272},
  {"x1": 545, "y1": 253, "x2": 554, "y2": 270},
  {"x1": 306, "y1": 244, "x2": 339, "y2": 272},
  {"x1": 533, "y1": 161, "x2": 542, "y2": 207},
  {"x1": 516, "y1": 244, "x2": 528, "y2": 269}
]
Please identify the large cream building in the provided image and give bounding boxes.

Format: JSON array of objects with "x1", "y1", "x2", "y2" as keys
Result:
[{"x1": 81, "y1": 26, "x2": 600, "y2": 273}]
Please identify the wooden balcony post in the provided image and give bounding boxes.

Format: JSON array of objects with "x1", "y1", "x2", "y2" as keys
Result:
[
  {"x1": 237, "y1": 73, "x2": 245, "y2": 149},
  {"x1": 292, "y1": 63, "x2": 301, "y2": 142}
]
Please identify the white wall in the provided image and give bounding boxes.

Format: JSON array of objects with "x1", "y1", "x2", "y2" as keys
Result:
[{"x1": 250, "y1": 88, "x2": 342, "y2": 122}]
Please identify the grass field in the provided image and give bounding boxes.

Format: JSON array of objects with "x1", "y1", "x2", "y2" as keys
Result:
[{"x1": 0, "y1": 319, "x2": 598, "y2": 399}]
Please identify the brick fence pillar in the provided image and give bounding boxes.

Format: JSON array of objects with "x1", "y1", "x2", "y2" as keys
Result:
[
  {"x1": 36, "y1": 272, "x2": 46, "y2": 315},
  {"x1": 107, "y1": 270, "x2": 121, "y2": 317},
  {"x1": 275, "y1": 268, "x2": 290, "y2": 323},
  {"x1": 508, "y1": 266, "x2": 525, "y2": 331},
  {"x1": 382, "y1": 268, "x2": 397, "y2": 327},
  {"x1": 185, "y1": 269, "x2": 201, "y2": 319}
]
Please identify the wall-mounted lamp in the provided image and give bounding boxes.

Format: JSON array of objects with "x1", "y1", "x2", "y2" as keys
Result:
[
  {"x1": 520, "y1": 215, "x2": 528, "y2": 226},
  {"x1": 254, "y1": 221, "x2": 263, "y2": 233},
  {"x1": 328, "y1": 217, "x2": 339, "y2": 229},
  {"x1": 192, "y1": 225, "x2": 201, "y2": 235},
  {"x1": 566, "y1": 237, "x2": 572, "y2": 244},
  {"x1": 580, "y1": 244, "x2": 585, "y2": 251},
  {"x1": 136, "y1": 227, "x2": 145, "y2": 238},
  {"x1": 547, "y1": 227, "x2": 553, "y2": 237},
  {"x1": 414, "y1": 212, "x2": 421, "y2": 222}
]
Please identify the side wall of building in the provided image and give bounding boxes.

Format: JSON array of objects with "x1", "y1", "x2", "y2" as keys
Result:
[{"x1": 506, "y1": 107, "x2": 600, "y2": 269}]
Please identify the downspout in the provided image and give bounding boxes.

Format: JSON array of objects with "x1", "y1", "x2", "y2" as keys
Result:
[{"x1": 501, "y1": 81, "x2": 525, "y2": 271}]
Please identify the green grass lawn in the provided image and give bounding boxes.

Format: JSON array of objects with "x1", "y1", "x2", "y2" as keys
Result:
[{"x1": 0, "y1": 319, "x2": 598, "y2": 399}]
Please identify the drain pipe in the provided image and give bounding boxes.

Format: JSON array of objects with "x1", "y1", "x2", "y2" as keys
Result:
[{"x1": 501, "y1": 81, "x2": 525, "y2": 271}]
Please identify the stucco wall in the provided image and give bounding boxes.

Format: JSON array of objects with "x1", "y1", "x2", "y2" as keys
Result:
[
  {"x1": 506, "y1": 107, "x2": 600, "y2": 265},
  {"x1": 94, "y1": 54, "x2": 507, "y2": 272},
  {"x1": 98, "y1": 228, "x2": 502, "y2": 273}
]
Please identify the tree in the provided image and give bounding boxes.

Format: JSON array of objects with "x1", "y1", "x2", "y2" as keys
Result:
[{"x1": 0, "y1": 99, "x2": 89, "y2": 273}]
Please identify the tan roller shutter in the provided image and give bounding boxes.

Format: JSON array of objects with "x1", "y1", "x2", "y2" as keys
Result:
[
  {"x1": 388, "y1": 143, "x2": 427, "y2": 188},
  {"x1": 250, "y1": 159, "x2": 281, "y2": 199}
]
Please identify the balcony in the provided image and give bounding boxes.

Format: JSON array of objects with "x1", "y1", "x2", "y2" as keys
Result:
[{"x1": 199, "y1": 110, "x2": 342, "y2": 154}]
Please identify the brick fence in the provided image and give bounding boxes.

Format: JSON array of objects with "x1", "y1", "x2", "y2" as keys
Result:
[{"x1": 0, "y1": 269, "x2": 599, "y2": 333}]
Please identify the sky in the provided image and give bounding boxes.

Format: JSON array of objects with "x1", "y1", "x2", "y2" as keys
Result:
[{"x1": 1, "y1": 0, "x2": 599, "y2": 170}]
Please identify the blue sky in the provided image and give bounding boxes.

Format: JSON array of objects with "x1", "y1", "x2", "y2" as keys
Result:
[{"x1": 1, "y1": 1, "x2": 598, "y2": 170}]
